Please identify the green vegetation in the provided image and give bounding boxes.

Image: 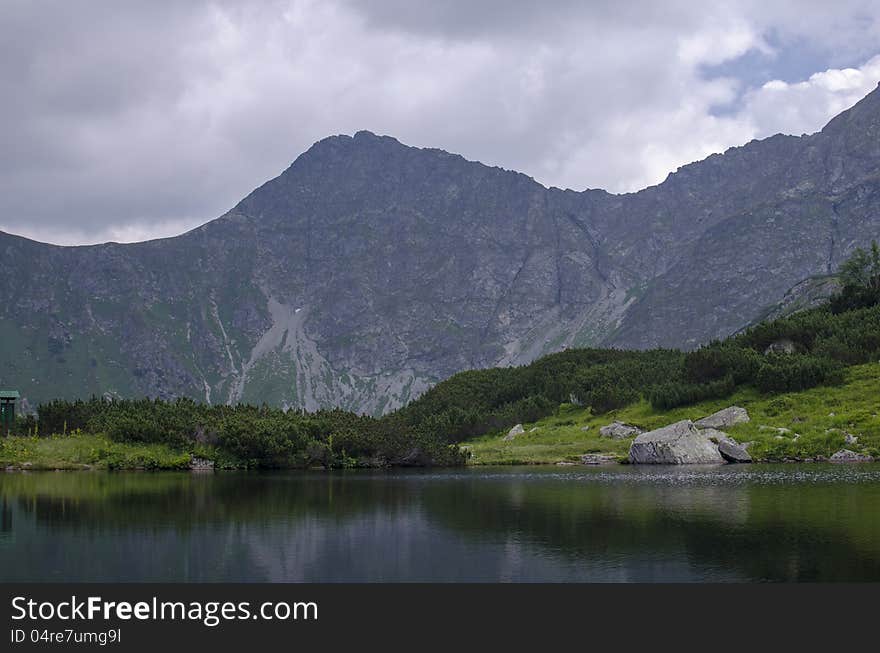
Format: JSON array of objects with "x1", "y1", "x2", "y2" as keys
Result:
[
  {"x1": 3, "y1": 243, "x2": 880, "y2": 470},
  {"x1": 0, "y1": 432, "x2": 192, "y2": 470},
  {"x1": 465, "y1": 362, "x2": 880, "y2": 464},
  {"x1": 3, "y1": 401, "x2": 465, "y2": 469}
]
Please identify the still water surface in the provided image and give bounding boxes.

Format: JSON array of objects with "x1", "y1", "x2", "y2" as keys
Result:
[{"x1": 2, "y1": 465, "x2": 879, "y2": 582}]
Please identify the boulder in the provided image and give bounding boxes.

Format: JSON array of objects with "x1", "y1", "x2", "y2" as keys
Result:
[
  {"x1": 628, "y1": 420, "x2": 725, "y2": 465},
  {"x1": 829, "y1": 449, "x2": 875, "y2": 463},
  {"x1": 189, "y1": 456, "x2": 215, "y2": 471},
  {"x1": 764, "y1": 338, "x2": 796, "y2": 355},
  {"x1": 599, "y1": 421, "x2": 642, "y2": 439},
  {"x1": 503, "y1": 424, "x2": 525, "y2": 441},
  {"x1": 694, "y1": 406, "x2": 750, "y2": 429},
  {"x1": 580, "y1": 453, "x2": 618, "y2": 465},
  {"x1": 698, "y1": 428, "x2": 751, "y2": 463},
  {"x1": 580, "y1": 425, "x2": 591, "y2": 432},
  {"x1": 698, "y1": 427, "x2": 732, "y2": 443},
  {"x1": 717, "y1": 439, "x2": 752, "y2": 464}
]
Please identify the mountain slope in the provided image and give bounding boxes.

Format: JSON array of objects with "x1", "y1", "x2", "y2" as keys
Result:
[{"x1": 2, "y1": 84, "x2": 880, "y2": 413}]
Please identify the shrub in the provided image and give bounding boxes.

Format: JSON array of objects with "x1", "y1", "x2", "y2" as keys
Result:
[
  {"x1": 648, "y1": 375, "x2": 736, "y2": 410},
  {"x1": 755, "y1": 355, "x2": 844, "y2": 393},
  {"x1": 684, "y1": 345, "x2": 762, "y2": 384}
]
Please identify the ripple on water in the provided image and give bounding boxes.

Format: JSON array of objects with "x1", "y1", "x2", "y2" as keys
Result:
[{"x1": 370, "y1": 464, "x2": 880, "y2": 487}]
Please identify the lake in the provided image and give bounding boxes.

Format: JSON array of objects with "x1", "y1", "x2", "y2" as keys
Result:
[{"x1": 1, "y1": 465, "x2": 879, "y2": 582}]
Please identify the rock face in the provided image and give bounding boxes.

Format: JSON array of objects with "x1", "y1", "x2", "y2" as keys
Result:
[
  {"x1": 629, "y1": 420, "x2": 726, "y2": 465},
  {"x1": 829, "y1": 449, "x2": 875, "y2": 463},
  {"x1": 694, "y1": 406, "x2": 750, "y2": 429},
  {"x1": 503, "y1": 424, "x2": 525, "y2": 441},
  {"x1": 599, "y1": 421, "x2": 642, "y2": 439},
  {"x1": 4, "y1": 86, "x2": 880, "y2": 413}
]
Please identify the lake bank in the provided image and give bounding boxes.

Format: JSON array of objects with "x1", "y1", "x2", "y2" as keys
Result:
[
  {"x1": 2, "y1": 432, "x2": 876, "y2": 472},
  {"x1": 3, "y1": 363, "x2": 879, "y2": 471}
]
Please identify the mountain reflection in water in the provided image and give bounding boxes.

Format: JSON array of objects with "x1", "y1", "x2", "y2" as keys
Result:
[{"x1": 1, "y1": 465, "x2": 879, "y2": 582}]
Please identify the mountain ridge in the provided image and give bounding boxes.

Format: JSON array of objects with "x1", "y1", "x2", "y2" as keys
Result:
[{"x1": 2, "y1": 84, "x2": 880, "y2": 413}]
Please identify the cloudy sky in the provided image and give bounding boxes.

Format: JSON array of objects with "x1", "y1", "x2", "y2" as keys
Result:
[{"x1": 2, "y1": 0, "x2": 880, "y2": 245}]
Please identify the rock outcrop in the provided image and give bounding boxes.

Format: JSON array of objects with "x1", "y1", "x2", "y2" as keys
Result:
[
  {"x1": 599, "y1": 421, "x2": 642, "y2": 439},
  {"x1": 694, "y1": 406, "x2": 750, "y2": 429},
  {"x1": 628, "y1": 420, "x2": 726, "y2": 465}
]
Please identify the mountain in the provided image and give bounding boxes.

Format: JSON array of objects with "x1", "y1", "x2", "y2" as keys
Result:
[{"x1": 3, "y1": 84, "x2": 880, "y2": 413}]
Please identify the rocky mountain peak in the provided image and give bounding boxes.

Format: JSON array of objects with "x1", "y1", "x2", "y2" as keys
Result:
[
  {"x1": 820, "y1": 82, "x2": 880, "y2": 137},
  {"x1": 3, "y1": 88, "x2": 880, "y2": 414}
]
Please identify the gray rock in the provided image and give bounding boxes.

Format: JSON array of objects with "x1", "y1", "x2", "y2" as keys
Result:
[
  {"x1": 698, "y1": 427, "x2": 732, "y2": 443},
  {"x1": 829, "y1": 449, "x2": 875, "y2": 463},
  {"x1": 694, "y1": 406, "x2": 750, "y2": 429},
  {"x1": 503, "y1": 424, "x2": 525, "y2": 441},
  {"x1": 845, "y1": 432, "x2": 859, "y2": 445},
  {"x1": 628, "y1": 420, "x2": 726, "y2": 465},
  {"x1": 699, "y1": 427, "x2": 753, "y2": 462},
  {"x1": 579, "y1": 425, "x2": 591, "y2": 432},
  {"x1": 717, "y1": 439, "x2": 752, "y2": 464},
  {"x1": 764, "y1": 338, "x2": 796, "y2": 355},
  {"x1": 190, "y1": 456, "x2": 215, "y2": 471},
  {"x1": 580, "y1": 453, "x2": 618, "y2": 465},
  {"x1": 599, "y1": 421, "x2": 642, "y2": 439}
]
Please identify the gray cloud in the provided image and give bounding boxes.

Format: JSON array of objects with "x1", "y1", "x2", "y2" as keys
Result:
[{"x1": 1, "y1": 0, "x2": 880, "y2": 244}]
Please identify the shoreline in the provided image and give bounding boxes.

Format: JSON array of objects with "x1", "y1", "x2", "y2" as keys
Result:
[{"x1": 3, "y1": 457, "x2": 878, "y2": 473}]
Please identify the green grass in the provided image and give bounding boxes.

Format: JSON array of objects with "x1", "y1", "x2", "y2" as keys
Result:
[
  {"x1": 463, "y1": 362, "x2": 880, "y2": 465},
  {"x1": 0, "y1": 432, "x2": 194, "y2": 470},
  {"x1": 5, "y1": 362, "x2": 880, "y2": 470}
]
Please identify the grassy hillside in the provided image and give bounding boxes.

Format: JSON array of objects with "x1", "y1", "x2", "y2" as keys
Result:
[{"x1": 464, "y1": 362, "x2": 880, "y2": 465}]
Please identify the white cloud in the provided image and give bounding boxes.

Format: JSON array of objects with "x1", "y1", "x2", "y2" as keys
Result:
[
  {"x1": 1, "y1": 1, "x2": 880, "y2": 244},
  {"x1": 677, "y1": 19, "x2": 769, "y2": 66},
  {"x1": 737, "y1": 55, "x2": 880, "y2": 137}
]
